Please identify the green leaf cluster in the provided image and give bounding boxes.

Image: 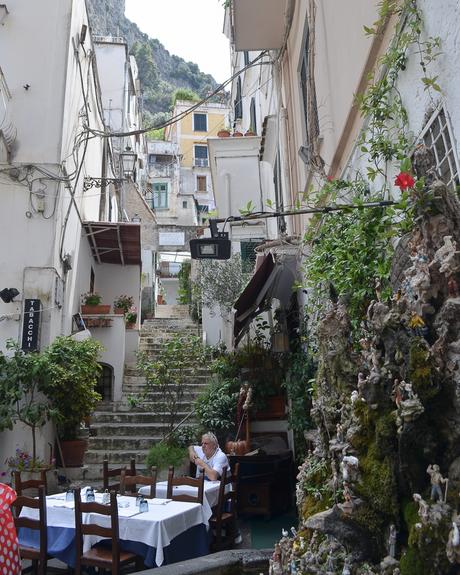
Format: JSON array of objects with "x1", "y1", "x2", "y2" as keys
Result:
[
  {"x1": 136, "y1": 334, "x2": 211, "y2": 439},
  {"x1": 0, "y1": 337, "x2": 102, "y2": 458}
]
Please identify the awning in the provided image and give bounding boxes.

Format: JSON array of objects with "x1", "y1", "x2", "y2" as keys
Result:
[
  {"x1": 233, "y1": 253, "x2": 298, "y2": 345},
  {"x1": 83, "y1": 221, "x2": 141, "y2": 266}
]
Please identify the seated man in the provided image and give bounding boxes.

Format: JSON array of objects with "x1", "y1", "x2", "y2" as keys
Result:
[{"x1": 188, "y1": 432, "x2": 229, "y2": 481}]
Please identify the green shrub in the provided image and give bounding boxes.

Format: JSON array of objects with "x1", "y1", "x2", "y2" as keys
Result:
[
  {"x1": 195, "y1": 377, "x2": 239, "y2": 437},
  {"x1": 145, "y1": 443, "x2": 187, "y2": 471}
]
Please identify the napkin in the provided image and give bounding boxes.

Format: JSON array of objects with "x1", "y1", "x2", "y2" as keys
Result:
[{"x1": 149, "y1": 498, "x2": 172, "y2": 505}]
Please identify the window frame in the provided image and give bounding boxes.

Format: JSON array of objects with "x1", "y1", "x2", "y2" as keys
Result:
[
  {"x1": 194, "y1": 145, "x2": 209, "y2": 167},
  {"x1": 416, "y1": 106, "x2": 460, "y2": 191},
  {"x1": 196, "y1": 175, "x2": 207, "y2": 193},
  {"x1": 152, "y1": 181, "x2": 169, "y2": 209},
  {"x1": 193, "y1": 112, "x2": 208, "y2": 132}
]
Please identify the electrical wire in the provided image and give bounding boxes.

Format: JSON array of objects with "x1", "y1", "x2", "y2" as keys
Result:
[{"x1": 85, "y1": 52, "x2": 270, "y2": 139}]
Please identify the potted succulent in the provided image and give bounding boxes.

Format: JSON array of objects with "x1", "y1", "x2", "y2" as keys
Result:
[
  {"x1": 125, "y1": 306, "x2": 138, "y2": 329},
  {"x1": 113, "y1": 294, "x2": 134, "y2": 315},
  {"x1": 81, "y1": 292, "x2": 110, "y2": 315}
]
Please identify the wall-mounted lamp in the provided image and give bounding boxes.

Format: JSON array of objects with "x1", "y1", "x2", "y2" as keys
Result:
[
  {"x1": 0, "y1": 287, "x2": 20, "y2": 303},
  {"x1": 120, "y1": 145, "x2": 137, "y2": 178},
  {"x1": 131, "y1": 214, "x2": 141, "y2": 223}
]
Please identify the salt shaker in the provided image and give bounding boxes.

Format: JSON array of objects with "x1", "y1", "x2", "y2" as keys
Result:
[
  {"x1": 65, "y1": 489, "x2": 73, "y2": 502},
  {"x1": 86, "y1": 487, "x2": 95, "y2": 502},
  {"x1": 139, "y1": 497, "x2": 149, "y2": 513},
  {"x1": 135, "y1": 494, "x2": 143, "y2": 507},
  {"x1": 102, "y1": 489, "x2": 110, "y2": 504}
]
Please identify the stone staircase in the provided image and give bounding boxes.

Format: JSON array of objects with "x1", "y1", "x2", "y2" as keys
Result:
[{"x1": 84, "y1": 315, "x2": 209, "y2": 481}]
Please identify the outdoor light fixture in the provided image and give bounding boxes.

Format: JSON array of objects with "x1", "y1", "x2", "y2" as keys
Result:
[
  {"x1": 120, "y1": 145, "x2": 137, "y2": 177},
  {"x1": 0, "y1": 287, "x2": 20, "y2": 303},
  {"x1": 190, "y1": 220, "x2": 231, "y2": 260},
  {"x1": 131, "y1": 214, "x2": 141, "y2": 223}
]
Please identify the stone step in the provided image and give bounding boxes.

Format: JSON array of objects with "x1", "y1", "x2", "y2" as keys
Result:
[
  {"x1": 87, "y1": 436, "x2": 161, "y2": 451},
  {"x1": 84, "y1": 449, "x2": 151, "y2": 465},
  {"x1": 90, "y1": 423, "x2": 196, "y2": 436},
  {"x1": 91, "y1": 409, "x2": 197, "y2": 423}
]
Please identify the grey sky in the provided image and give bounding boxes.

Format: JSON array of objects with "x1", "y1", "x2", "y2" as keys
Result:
[{"x1": 125, "y1": 0, "x2": 231, "y2": 84}]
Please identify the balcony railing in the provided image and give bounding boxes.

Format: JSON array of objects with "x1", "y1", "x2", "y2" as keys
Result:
[
  {"x1": 194, "y1": 158, "x2": 209, "y2": 168},
  {"x1": 148, "y1": 164, "x2": 173, "y2": 177}
]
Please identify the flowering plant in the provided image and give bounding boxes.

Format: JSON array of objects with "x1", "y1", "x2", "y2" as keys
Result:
[
  {"x1": 81, "y1": 292, "x2": 102, "y2": 305},
  {"x1": 113, "y1": 294, "x2": 134, "y2": 313},
  {"x1": 394, "y1": 171, "x2": 415, "y2": 190},
  {"x1": 6, "y1": 448, "x2": 47, "y2": 472},
  {"x1": 125, "y1": 306, "x2": 137, "y2": 324}
]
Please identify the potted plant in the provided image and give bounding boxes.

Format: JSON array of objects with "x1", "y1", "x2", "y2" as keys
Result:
[
  {"x1": 81, "y1": 292, "x2": 110, "y2": 315},
  {"x1": 113, "y1": 294, "x2": 134, "y2": 315},
  {"x1": 125, "y1": 306, "x2": 138, "y2": 328},
  {"x1": 0, "y1": 340, "x2": 52, "y2": 465},
  {"x1": 217, "y1": 128, "x2": 231, "y2": 138},
  {"x1": 41, "y1": 336, "x2": 103, "y2": 467}
]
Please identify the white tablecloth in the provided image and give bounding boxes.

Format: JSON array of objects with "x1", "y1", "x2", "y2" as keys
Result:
[
  {"x1": 22, "y1": 490, "x2": 208, "y2": 566},
  {"x1": 139, "y1": 480, "x2": 219, "y2": 521}
]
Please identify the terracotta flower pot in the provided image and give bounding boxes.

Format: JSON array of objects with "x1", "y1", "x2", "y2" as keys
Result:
[
  {"x1": 81, "y1": 304, "x2": 111, "y2": 315},
  {"x1": 126, "y1": 322, "x2": 136, "y2": 330},
  {"x1": 245, "y1": 130, "x2": 256, "y2": 136},
  {"x1": 217, "y1": 129, "x2": 231, "y2": 138},
  {"x1": 114, "y1": 307, "x2": 125, "y2": 315},
  {"x1": 232, "y1": 131, "x2": 243, "y2": 137}
]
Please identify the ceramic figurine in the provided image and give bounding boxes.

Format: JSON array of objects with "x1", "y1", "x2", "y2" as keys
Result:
[
  {"x1": 388, "y1": 524, "x2": 397, "y2": 558},
  {"x1": 342, "y1": 556, "x2": 351, "y2": 575},
  {"x1": 357, "y1": 372, "x2": 368, "y2": 394},
  {"x1": 326, "y1": 549, "x2": 335, "y2": 572},
  {"x1": 427, "y1": 464, "x2": 448, "y2": 502},
  {"x1": 448, "y1": 277, "x2": 459, "y2": 298},
  {"x1": 336, "y1": 423, "x2": 344, "y2": 443},
  {"x1": 413, "y1": 493, "x2": 429, "y2": 522},
  {"x1": 391, "y1": 379, "x2": 403, "y2": 408}
]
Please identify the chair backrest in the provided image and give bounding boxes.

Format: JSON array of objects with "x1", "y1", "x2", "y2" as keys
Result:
[
  {"x1": 166, "y1": 468, "x2": 205, "y2": 504},
  {"x1": 11, "y1": 485, "x2": 47, "y2": 564},
  {"x1": 102, "y1": 458, "x2": 136, "y2": 492},
  {"x1": 74, "y1": 487, "x2": 120, "y2": 571},
  {"x1": 215, "y1": 463, "x2": 239, "y2": 516},
  {"x1": 120, "y1": 467, "x2": 157, "y2": 498},
  {"x1": 14, "y1": 469, "x2": 47, "y2": 497}
]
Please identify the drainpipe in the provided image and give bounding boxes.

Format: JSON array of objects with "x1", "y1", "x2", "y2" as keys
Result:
[{"x1": 279, "y1": 107, "x2": 293, "y2": 236}]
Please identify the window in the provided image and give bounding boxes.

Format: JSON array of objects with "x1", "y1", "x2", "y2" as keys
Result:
[
  {"x1": 182, "y1": 200, "x2": 188, "y2": 209},
  {"x1": 243, "y1": 51, "x2": 250, "y2": 66},
  {"x1": 416, "y1": 107, "x2": 459, "y2": 191},
  {"x1": 198, "y1": 204, "x2": 209, "y2": 213},
  {"x1": 194, "y1": 145, "x2": 208, "y2": 167},
  {"x1": 234, "y1": 77, "x2": 243, "y2": 121},
  {"x1": 300, "y1": 24, "x2": 319, "y2": 156},
  {"x1": 152, "y1": 182, "x2": 168, "y2": 209},
  {"x1": 193, "y1": 113, "x2": 207, "y2": 132},
  {"x1": 196, "y1": 175, "x2": 207, "y2": 192},
  {"x1": 250, "y1": 97, "x2": 257, "y2": 134},
  {"x1": 240, "y1": 240, "x2": 263, "y2": 272}
]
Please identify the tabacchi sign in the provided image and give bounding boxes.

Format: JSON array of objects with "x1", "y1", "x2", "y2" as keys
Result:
[{"x1": 21, "y1": 299, "x2": 41, "y2": 352}]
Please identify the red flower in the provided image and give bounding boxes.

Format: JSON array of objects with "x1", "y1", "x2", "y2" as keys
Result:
[
  {"x1": 327, "y1": 175, "x2": 334, "y2": 182},
  {"x1": 394, "y1": 172, "x2": 415, "y2": 190}
]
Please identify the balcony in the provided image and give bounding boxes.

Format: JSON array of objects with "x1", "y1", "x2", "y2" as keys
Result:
[
  {"x1": 232, "y1": 0, "x2": 289, "y2": 51},
  {"x1": 194, "y1": 158, "x2": 209, "y2": 168},
  {"x1": 148, "y1": 163, "x2": 173, "y2": 178}
]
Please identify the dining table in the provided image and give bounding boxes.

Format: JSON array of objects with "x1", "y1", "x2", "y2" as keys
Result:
[
  {"x1": 139, "y1": 479, "x2": 220, "y2": 520},
  {"x1": 18, "y1": 488, "x2": 210, "y2": 568}
]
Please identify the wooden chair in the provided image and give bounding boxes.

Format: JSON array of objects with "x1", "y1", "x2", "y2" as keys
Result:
[
  {"x1": 73, "y1": 487, "x2": 142, "y2": 575},
  {"x1": 209, "y1": 464, "x2": 240, "y2": 552},
  {"x1": 11, "y1": 485, "x2": 49, "y2": 575},
  {"x1": 120, "y1": 467, "x2": 157, "y2": 498},
  {"x1": 14, "y1": 469, "x2": 47, "y2": 496},
  {"x1": 102, "y1": 458, "x2": 136, "y2": 492},
  {"x1": 166, "y1": 467, "x2": 205, "y2": 504}
]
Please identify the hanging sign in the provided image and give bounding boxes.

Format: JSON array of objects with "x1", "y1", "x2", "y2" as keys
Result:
[{"x1": 21, "y1": 299, "x2": 41, "y2": 352}]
